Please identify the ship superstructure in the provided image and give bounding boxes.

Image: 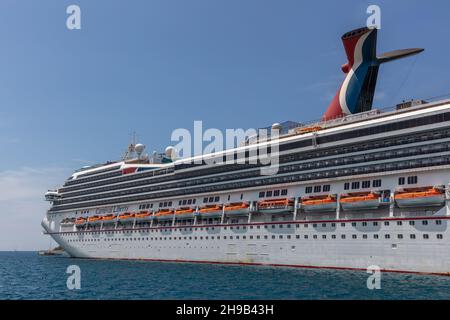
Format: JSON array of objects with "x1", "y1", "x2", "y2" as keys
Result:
[{"x1": 42, "y1": 27, "x2": 450, "y2": 275}]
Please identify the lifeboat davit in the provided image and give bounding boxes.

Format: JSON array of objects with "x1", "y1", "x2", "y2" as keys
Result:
[
  {"x1": 154, "y1": 209, "x2": 175, "y2": 221},
  {"x1": 87, "y1": 215, "x2": 102, "y2": 224},
  {"x1": 301, "y1": 195, "x2": 337, "y2": 212},
  {"x1": 175, "y1": 208, "x2": 195, "y2": 219},
  {"x1": 395, "y1": 187, "x2": 445, "y2": 208},
  {"x1": 198, "y1": 205, "x2": 223, "y2": 218},
  {"x1": 224, "y1": 202, "x2": 250, "y2": 216},
  {"x1": 258, "y1": 199, "x2": 294, "y2": 214},
  {"x1": 101, "y1": 214, "x2": 117, "y2": 223},
  {"x1": 340, "y1": 192, "x2": 382, "y2": 211},
  {"x1": 135, "y1": 211, "x2": 153, "y2": 221}
]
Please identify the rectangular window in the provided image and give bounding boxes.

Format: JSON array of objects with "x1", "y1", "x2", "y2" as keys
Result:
[
  {"x1": 214, "y1": 196, "x2": 220, "y2": 202},
  {"x1": 362, "y1": 181, "x2": 371, "y2": 188},
  {"x1": 208, "y1": 197, "x2": 214, "y2": 202},
  {"x1": 274, "y1": 190, "x2": 280, "y2": 197},
  {"x1": 344, "y1": 183, "x2": 350, "y2": 190},
  {"x1": 373, "y1": 179, "x2": 382, "y2": 188},
  {"x1": 407, "y1": 176, "x2": 418, "y2": 184},
  {"x1": 314, "y1": 185, "x2": 322, "y2": 193},
  {"x1": 266, "y1": 191, "x2": 273, "y2": 197},
  {"x1": 398, "y1": 177, "x2": 405, "y2": 185},
  {"x1": 281, "y1": 189, "x2": 288, "y2": 196},
  {"x1": 351, "y1": 182, "x2": 360, "y2": 189},
  {"x1": 305, "y1": 187, "x2": 313, "y2": 194},
  {"x1": 203, "y1": 198, "x2": 208, "y2": 203},
  {"x1": 259, "y1": 191, "x2": 265, "y2": 198},
  {"x1": 323, "y1": 185, "x2": 331, "y2": 192}
]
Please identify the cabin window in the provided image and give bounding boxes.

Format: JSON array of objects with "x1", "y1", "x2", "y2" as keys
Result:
[
  {"x1": 305, "y1": 187, "x2": 313, "y2": 194},
  {"x1": 437, "y1": 234, "x2": 443, "y2": 239},
  {"x1": 410, "y1": 234, "x2": 416, "y2": 239},
  {"x1": 409, "y1": 221, "x2": 415, "y2": 226},
  {"x1": 436, "y1": 220, "x2": 442, "y2": 225},
  {"x1": 362, "y1": 181, "x2": 371, "y2": 188},
  {"x1": 373, "y1": 234, "x2": 379, "y2": 239},
  {"x1": 373, "y1": 179, "x2": 382, "y2": 188},
  {"x1": 208, "y1": 197, "x2": 214, "y2": 202},
  {"x1": 203, "y1": 198, "x2": 208, "y2": 203},
  {"x1": 407, "y1": 176, "x2": 418, "y2": 184},
  {"x1": 398, "y1": 234, "x2": 403, "y2": 239},
  {"x1": 398, "y1": 177, "x2": 405, "y2": 185},
  {"x1": 422, "y1": 220, "x2": 428, "y2": 225},
  {"x1": 274, "y1": 190, "x2": 280, "y2": 197},
  {"x1": 281, "y1": 189, "x2": 288, "y2": 196},
  {"x1": 423, "y1": 234, "x2": 429, "y2": 239},
  {"x1": 259, "y1": 191, "x2": 265, "y2": 198},
  {"x1": 351, "y1": 182, "x2": 360, "y2": 189},
  {"x1": 344, "y1": 183, "x2": 350, "y2": 190},
  {"x1": 214, "y1": 196, "x2": 220, "y2": 202},
  {"x1": 187, "y1": 199, "x2": 192, "y2": 205},
  {"x1": 385, "y1": 234, "x2": 390, "y2": 239},
  {"x1": 266, "y1": 191, "x2": 273, "y2": 197},
  {"x1": 323, "y1": 185, "x2": 331, "y2": 192},
  {"x1": 314, "y1": 186, "x2": 322, "y2": 193}
]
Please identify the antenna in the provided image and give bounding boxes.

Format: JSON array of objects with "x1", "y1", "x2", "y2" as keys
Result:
[{"x1": 122, "y1": 131, "x2": 137, "y2": 160}]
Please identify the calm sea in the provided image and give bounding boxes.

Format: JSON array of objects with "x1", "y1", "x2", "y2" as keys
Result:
[{"x1": 1, "y1": 251, "x2": 450, "y2": 299}]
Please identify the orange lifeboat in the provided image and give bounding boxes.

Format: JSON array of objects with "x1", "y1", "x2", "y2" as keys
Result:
[
  {"x1": 87, "y1": 215, "x2": 102, "y2": 224},
  {"x1": 175, "y1": 208, "x2": 195, "y2": 219},
  {"x1": 154, "y1": 209, "x2": 175, "y2": 220},
  {"x1": 258, "y1": 199, "x2": 294, "y2": 214},
  {"x1": 224, "y1": 202, "x2": 250, "y2": 216},
  {"x1": 395, "y1": 187, "x2": 445, "y2": 208},
  {"x1": 75, "y1": 217, "x2": 87, "y2": 226},
  {"x1": 198, "y1": 205, "x2": 223, "y2": 218},
  {"x1": 101, "y1": 214, "x2": 116, "y2": 224},
  {"x1": 301, "y1": 195, "x2": 337, "y2": 212},
  {"x1": 340, "y1": 192, "x2": 382, "y2": 211},
  {"x1": 118, "y1": 212, "x2": 135, "y2": 220},
  {"x1": 296, "y1": 126, "x2": 322, "y2": 134},
  {"x1": 135, "y1": 211, "x2": 152, "y2": 221}
]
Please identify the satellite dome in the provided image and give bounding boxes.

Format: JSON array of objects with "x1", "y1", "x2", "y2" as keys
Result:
[
  {"x1": 135, "y1": 143, "x2": 145, "y2": 154},
  {"x1": 271, "y1": 123, "x2": 282, "y2": 131},
  {"x1": 165, "y1": 146, "x2": 175, "y2": 158}
]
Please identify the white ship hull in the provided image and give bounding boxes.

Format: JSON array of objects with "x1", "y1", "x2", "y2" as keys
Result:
[{"x1": 43, "y1": 214, "x2": 450, "y2": 275}]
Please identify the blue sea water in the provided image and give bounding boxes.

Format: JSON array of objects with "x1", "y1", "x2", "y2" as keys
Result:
[{"x1": 1, "y1": 251, "x2": 450, "y2": 299}]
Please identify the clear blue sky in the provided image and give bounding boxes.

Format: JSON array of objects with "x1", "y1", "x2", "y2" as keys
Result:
[{"x1": 1, "y1": 0, "x2": 449, "y2": 250}]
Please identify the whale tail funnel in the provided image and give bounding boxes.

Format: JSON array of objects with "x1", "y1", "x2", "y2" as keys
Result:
[{"x1": 322, "y1": 27, "x2": 424, "y2": 121}]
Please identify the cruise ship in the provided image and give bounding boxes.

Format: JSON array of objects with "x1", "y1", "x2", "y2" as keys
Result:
[{"x1": 42, "y1": 26, "x2": 450, "y2": 275}]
